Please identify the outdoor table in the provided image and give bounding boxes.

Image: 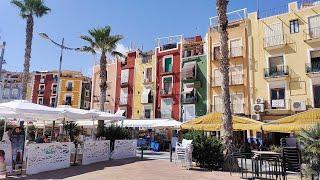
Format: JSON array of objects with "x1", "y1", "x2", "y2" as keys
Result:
[{"x1": 251, "y1": 151, "x2": 284, "y2": 179}]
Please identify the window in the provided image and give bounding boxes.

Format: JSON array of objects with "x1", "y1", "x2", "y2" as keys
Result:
[
  {"x1": 38, "y1": 97, "x2": 44, "y2": 105},
  {"x1": 290, "y1": 19, "x2": 299, "y2": 34},
  {"x1": 52, "y1": 84, "x2": 57, "y2": 94},
  {"x1": 213, "y1": 46, "x2": 221, "y2": 60},
  {"x1": 39, "y1": 84, "x2": 45, "y2": 94},
  {"x1": 121, "y1": 69, "x2": 129, "y2": 84},
  {"x1": 50, "y1": 97, "x2": 56, "y2": 107},
  {"x1": 144, "y1": 68, "x2": 152, "y2": 82},
  {"x1": 3, "y1": 88, "x2": 10, "y2": 98},
  {"x1": 164, "y1": 57, "x2": 173, "y2": 72},
  {"x1": 84, "y1": 101, "x2": 90, "y2": 109},
  {"x1": 161, "y1": 98, "x2": 172, "y2": 118},
  {"x1": 40, "y1": 75, "x2": 45, "y2": 83},
  {"x1": 65, "y1": 95, "x2": 72, "y2": 105},
  {"x1": 144, "y1": 108, "x2": 151, "y2": 119},
  {"x1": 230, "y1": 39, "x2": 242, "y2": 57},
  {"x1": 270, "y1": 88, "x2": 285, "y2": 109},
  {"x1": 85, "y1": 90, "x2": 90, "y2": 97},
  {"x1": 163, "y1": 77, "x2": 173, "y2": 94},
  {"x1": 53, "y1": 75, "x2": 58, "y2": 83},
  {"x1": 67, "y1": 82, "x2": 73, "y2": 91}
]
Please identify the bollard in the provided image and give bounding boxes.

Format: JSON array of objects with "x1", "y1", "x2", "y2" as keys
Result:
[{"x1": 141, "y1": 146, "x2": 144, "y2": 159}]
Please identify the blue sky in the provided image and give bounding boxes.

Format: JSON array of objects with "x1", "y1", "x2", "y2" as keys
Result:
[{"x1": 0, "y1": 0, "x2": 292, "y2": 76}]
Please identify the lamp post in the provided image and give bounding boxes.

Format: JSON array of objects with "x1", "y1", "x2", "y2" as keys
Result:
[
  {"x1": 39, "y1": 33, "x2": 78, "y2": 107},
  {"x1": 0, "y1": 41, "x2": 6, "y2": 81}
]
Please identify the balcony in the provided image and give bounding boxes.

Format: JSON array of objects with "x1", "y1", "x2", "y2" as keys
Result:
[
  {"x1": 40, "y1": 78, "x2": 45, "y2": 84},
  {"x1": 38, "y1": 89, "x2": 45, "y2": 95},
  {"x1": 160, "y1": 110, "x2": 172, "y2": 118},
  {"x1": 182, "y1": 46, "x2": 204, "y2": 59},
  {"x1": 263, "y1": 34, "x2": 292, "y2": 50},
  {"x1": 304, "y1": 27, "x2": 320, "y2": 43},
  {"x1": 306, "y1": 63, "x2": 320, "y2": 77},
  {"x1": 66, "y1": 86, "x2": 73, "y2": 91},
  {"x1": 264, "y1": 65, "x2": 289, "y2": 80},
  {"x1": 64, "y1": 101, "x2": 72, "y2": 106},
  {"x1": 119, "y1": 97, "x2": 128, "y2": 105},
  {"x1": 160, "y1": 89, "x2": 172, "y2": 97},
  {"x1": 265, "y1": 99, "x2": 290, "y2": 110}
]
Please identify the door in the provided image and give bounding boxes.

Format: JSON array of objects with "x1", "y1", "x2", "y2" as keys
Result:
[
  {"x1": 183, "y1": 105, "x2": 195, "y2": 122},
  {"x1": 308, "y1": 15, "x2": 320, "y2": 38},
  {"x1": 264, "y1": 22, "x2": 283, "y2": 46},
  {"x1": 314, "y1": 85, "x2": 320, "y2": 108}
]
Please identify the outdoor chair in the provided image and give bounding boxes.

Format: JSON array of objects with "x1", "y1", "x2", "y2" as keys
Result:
[
  {"x1": 282, "y1": 147, "x2": 302, "y2": 178},
  {"x1": 174, "y1": 139, "x2": 193, "y2": 169}
]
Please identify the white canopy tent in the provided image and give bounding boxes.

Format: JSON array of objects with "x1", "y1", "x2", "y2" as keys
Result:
[{"x1": 56, "y1": 105, "x2": 98, "y2": 121}]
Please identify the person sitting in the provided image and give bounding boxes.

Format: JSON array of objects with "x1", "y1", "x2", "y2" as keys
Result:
[
  {"x1": 35, "y1": 136, "x2": 44, "y2": 143},
  {"x1": 43, "y1": 135, "x2": 49, "y2": 143}
]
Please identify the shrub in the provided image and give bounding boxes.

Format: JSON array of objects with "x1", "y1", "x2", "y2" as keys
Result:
[
  {"x1": 184, "y1": 130, "x2": 224, "y2": 170},
  {"x1": 299, "y1": 123, "x2": 320, "y2": 178},
  {"x1": 102, "y1": 125, "x2": 132, "y2": 151}
]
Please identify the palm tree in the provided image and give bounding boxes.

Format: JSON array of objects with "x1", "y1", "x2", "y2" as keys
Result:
[
  {"x1": 80, "y1": 26, "x2": 123, "y2": 136},
  {"x1": 216, "y1": 0, "x2": 237, "y2": 170},
  {"x1": 299, "y1": 124, "x2": 320, "y2": 179},
  {"x1": 11, "y1": 0, "x2": 50, "y2": 99}
]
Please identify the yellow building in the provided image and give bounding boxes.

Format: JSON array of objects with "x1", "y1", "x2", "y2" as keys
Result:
[
  {"x1": 132, "y1": 50, "x2": 156, "y2": 119},
  {"x1": 248, "y1": 2, "x2": 320, "y2": 120},
  {"x1": 57, "y1": 70, "x2": 83, "y2": 109},
  {"x1": 208, "y1": 8, "x2": 251, "y2": 116},
  {"x1": 91, "y1": 60, "x2": 118, "y2": 113}
]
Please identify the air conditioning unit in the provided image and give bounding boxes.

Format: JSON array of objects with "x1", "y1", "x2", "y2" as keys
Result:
[
  {"x1": 292, "y1": 101, "x2": 306, "y2": 112},
  {"x1": 251, "y1": 114, "x2": 261, "y2": 121},
  {"x1": 253, "y1": 104, "x2": 264, "y2": 113},
  {"x1": 255, "y1": 97, "x2": 264, "y2": 104}
]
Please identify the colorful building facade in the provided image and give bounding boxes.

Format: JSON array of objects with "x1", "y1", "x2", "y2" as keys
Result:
[
  {"x1": 208, "y1": 9, "x2": 251, "y2": 116},
  {"x1": 181, "y1": 36, "x2": 208, "y2": 122},
  {"x1": 155, "y1": 35, "x2": 182, "y2": 120},
  {"x1": 248, "y1": 1, "x2": 320, "y2": 120},
  {"x1": 132, "y1": 50, "x2": 156, "y2": 119},
  {"x1": 0, "y1": 71, "x2": 23, "y2": 103},
  {"x1": 57, "y1": 71, "x2": 83, "y2": 109},
  {"x1": 91, "y1": 60, "x2": 118, "y2": 113},
  {"x1": 31, "y1": 71, "x2": 59, "y2": 107},
  {"x1": 115, "y1": 51, "x2": 136, "y2": 118}
]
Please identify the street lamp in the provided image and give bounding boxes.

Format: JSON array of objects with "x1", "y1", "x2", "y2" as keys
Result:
[{"x1": 39, "y1": 32, "x2": 78, "y2": 107}]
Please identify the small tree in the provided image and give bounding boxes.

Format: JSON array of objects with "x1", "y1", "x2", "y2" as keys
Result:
[
  {"x1": 102, "y1": 125, "x2": 131, "y2": 151},
  {"x1": 299, "y1": 124, "x2": 320, "y2": 179}
]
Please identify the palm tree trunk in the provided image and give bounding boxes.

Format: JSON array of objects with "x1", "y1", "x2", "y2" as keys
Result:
[
  {"x1": 216, "y1": 0, "x2": 238, "y2": 171},
  {"x1": 98, "y1": 52, "x2": 107, "y2": 137},
  {"x1": 22, "y1": 15, "x2": 34, "y2": 100}
]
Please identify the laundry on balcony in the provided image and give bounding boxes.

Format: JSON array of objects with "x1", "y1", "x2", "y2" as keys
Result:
[{"x1": 141, "y1": 88, "x2": 151, "y2": 103}]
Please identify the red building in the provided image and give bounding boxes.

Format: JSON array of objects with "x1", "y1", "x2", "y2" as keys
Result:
[
  {"x1": 155, "y1": 35, "x2": 182, "y2": 120},
  {"x1": 115, "y1": 51, "x2": 136, "y2": 118},
  {"x1": 31, "y1": 71, "x2": 59, "y2": 107}
]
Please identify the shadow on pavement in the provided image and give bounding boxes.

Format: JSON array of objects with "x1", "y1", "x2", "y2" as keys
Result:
[{"x1": 10, "y1": 158, "x2": 154, "y2": 179}]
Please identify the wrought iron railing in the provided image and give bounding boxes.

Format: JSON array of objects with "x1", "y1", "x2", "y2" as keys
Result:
[
  {"x1": 182, "y1": 96, "x2": 197, "y2": 104},
  {"x1": 264, "y1": 65, "x2": 289, "y2": 78},
  {"x1": 118, "y1": 97, "x2": 128, "y2": 105},
  {"x1": 306, "y1": 62, "x2": 320, "y2": 73},
  {"x1": 304, "y1": 26, "x2": 320, "y2": 40}
]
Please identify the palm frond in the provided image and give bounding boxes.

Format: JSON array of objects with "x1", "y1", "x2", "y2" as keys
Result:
[
  {"x1": 111, "y1": 51, "x2": 124, "y2": 58},
  {"x1": 79, "y1": 46, "x2": 96, "y2": 54}
]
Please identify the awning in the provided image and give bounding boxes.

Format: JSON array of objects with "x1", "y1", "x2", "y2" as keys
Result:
[
  {"x1": 181, "y1": 112, "x2": 264, "y2": 131},
  {"x1": 141, "y1": 88, "x2": 151, "y2": 103},
  {"x1": 182, "y1": 62, "x2": 195, "y2": 77},
  {"x1": 262, "y1": 108, "x2": 320, "y2": 133},
  {"x1": 110, "y1": 119, "x2": 181, "y2": 129},
  {"x1": 182, "y1": 87, "x2": 194, "y2": 94}
]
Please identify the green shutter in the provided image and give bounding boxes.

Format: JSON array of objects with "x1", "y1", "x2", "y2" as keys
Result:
[{"x1": 165, "y1": 58, "x2": 172, "y2": 72}]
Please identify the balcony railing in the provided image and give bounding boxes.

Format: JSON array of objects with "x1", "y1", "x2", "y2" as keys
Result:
[
  {"x1": 182, "y1": 47, "x2": 204, "y2": 58},
  {"x1": 264, "y1": 65, "x2": 289, "y2": 78},
  {"x1": 263, "y1": 34, "x2": 291, "y2": 49},
  {"x1": 66, "y1": 86, "x2": 73, "y2": 91},
  {"x1": 38, "y1": 89, "x2": 45, "y2": 95},
  {"x1": 183, "y1": 96, "x2": 196, "y2": 104},
  {"x1": 64, "y1": 101, "x2": 72, "y2": 106},
  {"x1": 304, "y1": 27, "x2": 320, "y2": 41},
  {"x1": 265, "y1": 99, "x2": 290, "y2": 110},
  {"x1": 160, "y1": 89, "x2": 172, "y2": 96},
  {"x1": 119, "y1": 97, "x2": 128, "y2": 105},
  {"x1": 306, "y1": 62, "x2": 320, "y2": 73}
]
